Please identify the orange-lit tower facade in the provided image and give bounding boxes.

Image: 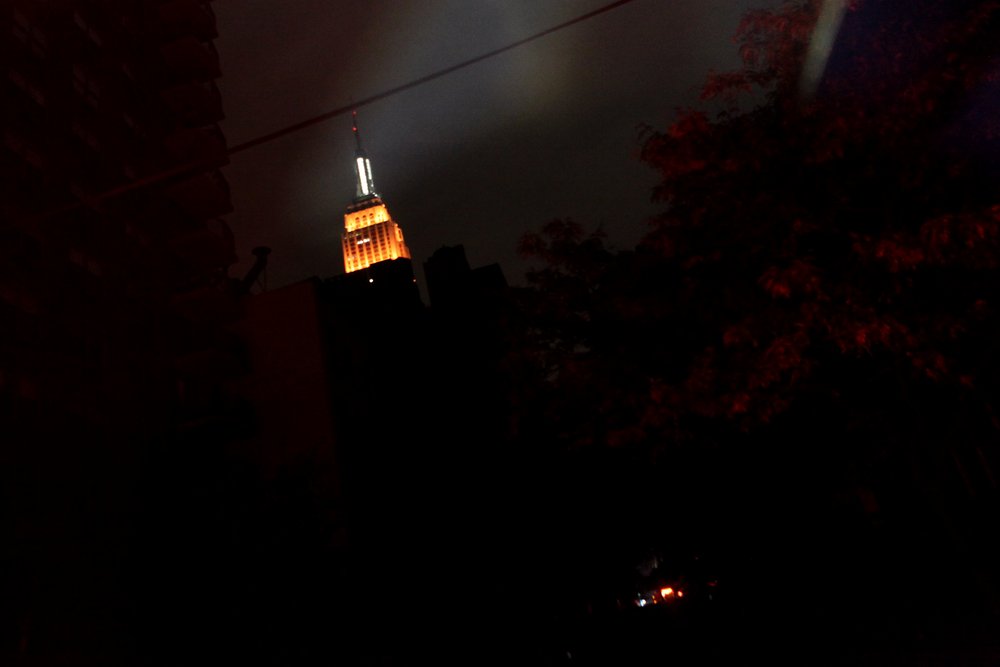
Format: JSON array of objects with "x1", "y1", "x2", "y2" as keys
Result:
[{"x1": 342, "y1": 111, "x2": 411, "y2": 273}]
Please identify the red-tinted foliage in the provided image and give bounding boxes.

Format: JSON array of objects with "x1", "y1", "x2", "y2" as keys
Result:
[{"x1": 515, "y1": 0, "x2": 1000, "y2": 451}]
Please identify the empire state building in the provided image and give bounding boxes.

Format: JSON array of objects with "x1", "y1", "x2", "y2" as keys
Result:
[{"x1": 342, "y1": 111, "x2": 411, "y2": 273}]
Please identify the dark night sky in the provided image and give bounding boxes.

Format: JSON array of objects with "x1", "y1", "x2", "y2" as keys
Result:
[{"x1": 213, "y1": 1, "x2": 784, "y2": 297}]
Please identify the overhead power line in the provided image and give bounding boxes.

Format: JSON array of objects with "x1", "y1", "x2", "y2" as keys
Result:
[
  {"x1": 20, "y1": 0, "x2": 640, "y2": 224},
  {"x1": 227, "y1": 0, "x2": 639, "y2": 155}
]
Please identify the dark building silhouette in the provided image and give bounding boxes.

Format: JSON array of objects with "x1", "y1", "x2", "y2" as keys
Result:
[
  {"x1": 424, "y1": 243, "x2": 508, "y2": 311},
  {"x1": 1, "y1": 2, "x2": 249, "y2": 664},
  {"x1": 0, "y1": 7, "x2": 533, "y2": 657},
  {"x1": 222, "y1": 118, "x2": 529, "y2": 661}
]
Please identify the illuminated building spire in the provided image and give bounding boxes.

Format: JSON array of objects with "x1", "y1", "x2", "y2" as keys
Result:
[
  {"x1": 342, "y1": 111, "x2": 411, "y2": 274},
  {"x1": 352, "y1": 109, "x2": 376, "y2": 199}
]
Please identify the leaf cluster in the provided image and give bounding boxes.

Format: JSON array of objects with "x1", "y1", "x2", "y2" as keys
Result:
[{"x1": 513, "y1": 0, "x2": 1000, "y2": 455}]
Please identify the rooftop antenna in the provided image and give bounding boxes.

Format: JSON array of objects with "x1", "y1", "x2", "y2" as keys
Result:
[{"x1": 352, "y1": 109, "x2": 363, "y2": 152}]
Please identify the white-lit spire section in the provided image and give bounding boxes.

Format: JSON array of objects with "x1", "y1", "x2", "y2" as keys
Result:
[
  {"x1": 352, "y1": 110, "x2": 377, "y2": 199},
  {"x1": 356, "y1": 156, "x2": 369, "y2": 195}
]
